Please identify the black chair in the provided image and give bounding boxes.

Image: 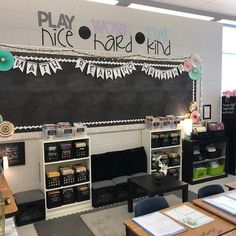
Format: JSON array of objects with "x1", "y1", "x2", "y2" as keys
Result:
[
  {"x1": 126, "y1": 196, "x2": 169, "y2": 236},
  {"x1": 197, "y1": 184, "x2": 224, "y2": 198}
]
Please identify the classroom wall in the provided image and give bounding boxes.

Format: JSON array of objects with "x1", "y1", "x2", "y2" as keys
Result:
[{"x1": 0, "y1": 0, "x2": 223, "y2": 193}]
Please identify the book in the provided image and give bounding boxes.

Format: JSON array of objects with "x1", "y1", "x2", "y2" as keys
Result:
[
  {"x1": 203, "y1": 195, "x2": 236, "y2": 215},
  {"x1": 132, "y1": 211, "x2": 186, "y2": 236},
  {"x1": 164, "y1": 205, "x2": 214, "y2": 229}
]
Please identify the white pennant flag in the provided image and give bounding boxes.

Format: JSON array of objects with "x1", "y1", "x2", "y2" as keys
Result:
[
  {"x1": 49, "y1": 60, "x2": 62, "y2": 73},
  {"x1": 127, "y1": 62, "x2": 136, "y2": 73},
  {"x1": 13, "y1": 57, "x2": 26, "y2": 72},
  {"x1": 26, "y1": 61, "x2": 37, "y2": 76},
  {"x1": 113, "y1": 68, "x2": 122, "y2": 79},
  {"x1": 172, "y1": 68, "x2": 179, "y2": 77},
  {"x1": 105, "y1": 69, "x2": 113, "y2": 80},
  {"x1": 141, "y1": 63, "x2": 150, "y2": 74},
  {"x1": 154, "y1": 69, "x2": 161, "y2": 79},
  {"x1": 161, "y1": 71, "x2": 167, "y2": 80},
  {"x1": 121, "y1": 65, "x2": 130, "y2": 77},
  {"x1": 178, "y1": 64, "x2": 185, "y2": 74},
  {"x1": 39, "y1": 62, "x2": 51, "y2": 76},
  {"x1": 96, "y1": 67, "x2": 105, "y2": 79},
  {"x1": 75, "y1": 58, "x2": 87, "y2": 72},
  {"x1": 148, "y1": 67, "x2": 155, "y2": 78},
  {"x1": 166, "y1": 70, "x2": 173, "y2": 79},
  {"x1": 87, "y1": 64, "x2": 96, "y2": 77}
]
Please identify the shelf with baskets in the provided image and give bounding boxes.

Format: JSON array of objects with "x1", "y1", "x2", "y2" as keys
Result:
[
  {"x1": 182, "y1": 137, "x2": 228, "y2": 184},
  {"x1": 141, "y1": 128, "x2": 182, "y2": 180},
  {"x1": 39, "y1": 136, "x2": 91, "y2": 218}
]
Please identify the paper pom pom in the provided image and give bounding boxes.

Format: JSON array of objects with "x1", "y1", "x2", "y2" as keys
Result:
[
  {"x1": 189, "y1": 101, "x2": 198, "y2": 112},
  {"x1": 188, "y1": 66, "x2": 202, "y2": 80},
  {"x1": 184, "y1": 59, "x2": 192, "y2": 72},
  {"x1": 0, "y1": 121, "x2": 15, "y2": 137},
  {"x1": 190, "y1": 111, "x2": 200, "y2": 123},
  {"x1": 0, "y1": 50, "x2": 14, "y2": 71},
  {"x1": 190, "y1": 54, "x2": 202, "y2": 68}
]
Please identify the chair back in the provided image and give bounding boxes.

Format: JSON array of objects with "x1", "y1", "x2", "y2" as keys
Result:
[
  {"x1": 134, "y1": 196, "x2": 169, "y2": 217},
  {"x1": 197, "y1": 184, "x2": 224, "y2": 198}
]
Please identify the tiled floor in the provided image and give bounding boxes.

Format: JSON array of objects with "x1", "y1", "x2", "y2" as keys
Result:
[{"x1": 15, "y1": 174, "x2": 236, "y2": 236}]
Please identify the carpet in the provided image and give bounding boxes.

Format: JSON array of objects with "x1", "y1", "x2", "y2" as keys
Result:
[{"x1": 34, "y1": 191, "x2": 197, "y2": 236}]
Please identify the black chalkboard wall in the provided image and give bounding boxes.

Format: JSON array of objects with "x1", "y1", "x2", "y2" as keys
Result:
[{"x1": 0, "y1": 53, "x2": 194, "y2": 129}]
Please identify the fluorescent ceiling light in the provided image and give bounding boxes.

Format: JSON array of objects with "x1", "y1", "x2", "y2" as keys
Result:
[
  {"x1": 128, "y1": 3, "x2": 214, "y2": 21},
  {"x1": 86, "y1": 0, "x2": 119, "y2": 5},
  {"x1": 218, "y1": 19, "x2": 236, "y2": 26}
]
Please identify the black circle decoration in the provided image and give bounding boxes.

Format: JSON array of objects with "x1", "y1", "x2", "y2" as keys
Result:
[
  {"x1": 135, "y1": 32, "x2": 145, "y2": 44},
  {"x1": 79, "y1": 26, "x2": 91, "y2": 40}
]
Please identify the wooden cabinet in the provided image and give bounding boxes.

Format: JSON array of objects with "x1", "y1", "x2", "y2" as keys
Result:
[
  {"x1": 142, "y1": 128, "x2": 182, "y2": 180},
  {"x1": 39, "y1": 136, "x2": 91, "y2": 219},
  {"x1": 182, "y1": 137, "x2": 228, "y2": 184}
]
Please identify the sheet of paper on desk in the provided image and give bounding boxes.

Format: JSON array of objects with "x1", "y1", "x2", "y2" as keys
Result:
[
  {"x1": 224, "y1": 191, "x2": 236, "y2": 200},
  {"x1": 164, "y1": 205, "x2": 214, "y2": 229},
  {"x1": 132, "y1": 211, "x2": 186, "y2": 236},
  {"x1": 203, "y1": 196, "x2": 236, "y2": 215}
]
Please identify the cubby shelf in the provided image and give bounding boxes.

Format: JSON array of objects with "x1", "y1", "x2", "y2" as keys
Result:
[{"x1": 39, "y1": 136, "x2": 92, "y2": 219}]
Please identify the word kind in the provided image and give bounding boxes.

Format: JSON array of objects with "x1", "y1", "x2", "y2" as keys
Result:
[{"x1": 38, "y1": 11, "x2": 75, "y2": 47}]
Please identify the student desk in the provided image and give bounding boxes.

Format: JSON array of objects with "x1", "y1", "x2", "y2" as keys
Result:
[
  {"x1": 192, "y1": 190, "x2": 236, "y2": 225},
  {"x1": 128, "y1": 175, "x2": 188, "y2": 212},
  {"x1": 0, "y1": 175, "x2": 18, "y2": 218},
  {"x1": 223, "y1": 229, "x2": 236, "y2": 236},
  {"x1": 124, "y1": 202, "x2": 236, "y2": 236},
  {"x1": 225, "y1": 181, "x2": 236, "y2": 190}
]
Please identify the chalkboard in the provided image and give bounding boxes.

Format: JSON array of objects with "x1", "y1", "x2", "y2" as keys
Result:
[
  {"x1": 222, "y1": 96, "x2": 236, "y2": 122},
  {"x1": 0, "y1": 142, "x2": 25, "y2": 166},
  {"x1": 0, "y1": 52, "x2": 194, "y2": 131}
]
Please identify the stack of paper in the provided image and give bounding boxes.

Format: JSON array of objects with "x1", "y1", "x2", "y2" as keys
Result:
[
  {"x1": 132, "y1": 211, "x2": 186, "y2": 236},
  {"x1": 203, "y1": 195, "x2": 236, "y2": 215},
  {"x1": 164, "y1": 205, "x2": 214, "y2": 228}
]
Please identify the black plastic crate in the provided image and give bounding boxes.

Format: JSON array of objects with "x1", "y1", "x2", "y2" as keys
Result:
[
  {"x1": 62, "y1": 188, "x2": 76, "y2": 205},
  {"x1": 15, "y1": 189, "x2": 45, "y2": 226},
  {"x1": 58, "y1": 142, "x2": 73, "y2": 160},
  {"x1": 46, "y1": 190, "x2": 61, "y2": 209},
  {"x1": 46, "y1": 175, "x2": 61, "y2": 189},
  {"x1": 61, "y1": 173, "x2": 75, "y2": 186},
  {"x1": 77, "y1": 185, "x2": 90, "y2": 202},
  {"x1": 75, "y1": 171, "x2": 89, "y2": 183},
  {"x1": 44, "y1": 144, "x2": 59, "y2": 162}
]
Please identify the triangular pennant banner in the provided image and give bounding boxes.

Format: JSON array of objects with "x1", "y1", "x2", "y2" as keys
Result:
[
  {"x1": 161, "y1": 71, "x2": 167, "y2": 80},
  {"x1": 13, "y1": 57, "x2": 26, "y2": 72},
  {"x1": 39, "y1": 62, "x2": 51, "y2": 76},
  {"x1": 148, "y1": 67, "x2": 155, "y2": 78},
  {"x1": 26, "y1": 61, "x2": 37, "y2": 76},
  {"x1": 178, "y1": 64, "x2": 185, "y2": 74},
  {"x1": 166, "y1": 70, "x2": 173, "y2": 79},
  {"x1": 121, "y1": 65, "x2": 130, "y2": 77},
  {"x1": 113, "y1": 68, "x2": 122, "y2": 79},
  {"x1": 49, "y1": 60, "x2": 62, "y2": 73},
  {"x1": 87, "y1": 64, "x2": 96, "y2": 77},
  {"x1": 105, "y1": 69, "x2": 113, "y2": 80},
  {"x1": 141, "y1": 63, "x2": 150, "y2": 74},
  {"x1": 75, "y1": 58, "x2": 87, "y2": 72},
  {"x1": 127, "y1": 62, "x2": 136, "y2": 73},
  {"x1": 155, "y1": 69, "x2": 161, "y2": 79},
  {"x1": 172, "y1": 68, "x2": 179, "y2": 77},
  {"x1": 96, "y1": 67, "x2": 105, "y2": 79}
]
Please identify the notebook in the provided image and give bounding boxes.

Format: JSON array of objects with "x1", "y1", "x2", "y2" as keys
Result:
[
  {"x1": 203, "y1": 195, "x2": 236, "y2": 215},
  {"x1": 132, "y1": 211, "x2": 186, "y2": 236}
]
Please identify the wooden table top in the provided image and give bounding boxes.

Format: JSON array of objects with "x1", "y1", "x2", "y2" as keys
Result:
[
  {"x1": 225, "y1": 181, "x2": 236, "y2": 190},
  {"x1": 0, "y1": 175, "x2": 18, "y2": 217},
  {"x1": 222, "y1": 229, "x2": 236, "y2": 236},
  {"x1": 192, "y1": 190, "x2": 236, "y2": 225},
  {"x1": 124, "y1": 202, "x2": 236, "y2": 236}
]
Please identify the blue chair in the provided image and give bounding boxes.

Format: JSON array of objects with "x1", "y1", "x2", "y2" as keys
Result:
[
  {"x1": 197, "y1": 184, "x2": 224, "y2": 198},
  {"x1": 126, "y1": 196, "x2": 169, "y2": 236}
]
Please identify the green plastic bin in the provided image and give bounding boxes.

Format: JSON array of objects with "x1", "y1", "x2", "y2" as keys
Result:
[
  {"x1": 207, "y1": 165, "x2": 224, "y2": 176},
  {"x1": 193, "y1": 167, "x2": 207, "y2": 179}
]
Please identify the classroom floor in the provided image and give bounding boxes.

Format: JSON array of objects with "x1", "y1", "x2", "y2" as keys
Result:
[{"x1": 16, "y1": 174, "x2": 236, "y2": 236}]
